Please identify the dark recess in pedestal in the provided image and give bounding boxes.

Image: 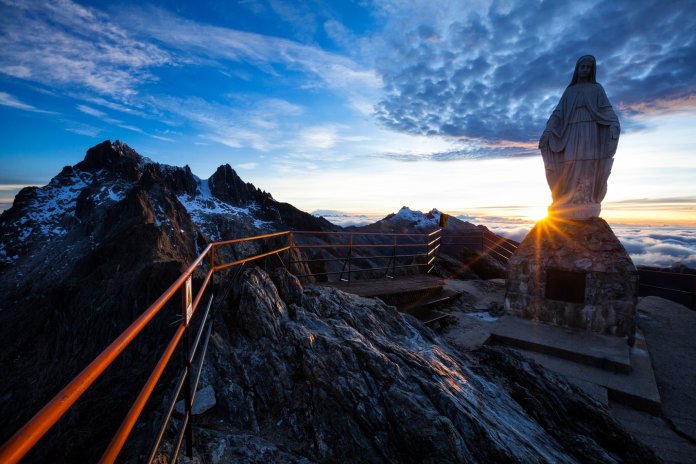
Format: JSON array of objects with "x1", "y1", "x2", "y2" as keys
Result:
[{"x1": 546, "y1": 269, "x2": 586, "y2": 303}]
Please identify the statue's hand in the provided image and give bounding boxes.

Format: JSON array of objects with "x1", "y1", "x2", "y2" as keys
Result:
[
  {"x1": 539, "y1": 131, "x2": 549, "y2": 149},
  {"x1": 611, "y1": 125, "x2": 620, "y2": 139}
]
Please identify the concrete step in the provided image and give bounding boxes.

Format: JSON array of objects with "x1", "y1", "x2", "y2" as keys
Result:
[
  {"x1": 399, "y1": 288, "x2": 460, "y2": 315},
  {"x1": 512, "y1": 344, "x2": 661, "y2": 414},
  {"x1": 420, "y1": 310, "x2": 450, "y2": 327},
  {"x1": 488, "y1": 315, "x2": 633, "y2": 373},
  {"x1": 484, "y1": 315, "x2": 661, "y2": 414}
]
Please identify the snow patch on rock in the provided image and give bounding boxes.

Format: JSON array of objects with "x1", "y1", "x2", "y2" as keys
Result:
[
  {"x1": 392, "y1": 206, "x2": 439, "y2": 228},
  {"x1": 178, "y1": 178, "x2": 271, "y2": 240}
]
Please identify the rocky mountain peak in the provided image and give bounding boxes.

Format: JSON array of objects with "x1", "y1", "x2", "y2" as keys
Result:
[
  {"x1": 208, "y1": 163, "x2": 272, "y2": 207},
  {"x1": 75, "y1": 139, "x2": 149, "y2": 182}
]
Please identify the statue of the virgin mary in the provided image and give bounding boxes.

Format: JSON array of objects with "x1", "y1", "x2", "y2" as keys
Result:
[{"x1": 539, "y1": 55, "x2": 620, "y2": 219}]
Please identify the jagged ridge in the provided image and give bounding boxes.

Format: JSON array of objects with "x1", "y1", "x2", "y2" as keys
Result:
[{"x1": 0, "y1": 140, "x2": 334, "y2": 462}]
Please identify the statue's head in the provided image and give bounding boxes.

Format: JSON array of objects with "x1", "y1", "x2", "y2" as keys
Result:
[{"x1": 569, "y1": 55, "x2": 597, "y2": 86}]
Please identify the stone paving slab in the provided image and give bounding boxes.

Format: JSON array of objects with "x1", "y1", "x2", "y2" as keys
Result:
[
  {"x1": 637, "y1": 296, "x2": 696, "y2": 442},
  {"x1": 488, "y1": 315, "x2": 632, "y2": 373},
  {"x1": 611, "y1": 403, "x2": 696, "y2": 464}
]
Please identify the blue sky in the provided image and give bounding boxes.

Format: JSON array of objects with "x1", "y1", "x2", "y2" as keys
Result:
[{"x1": 1, "y1": 0, "x2": 695, "y2": 226}]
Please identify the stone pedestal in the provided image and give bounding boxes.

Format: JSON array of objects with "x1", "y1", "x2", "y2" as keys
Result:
[{"x1": 504, "y1": 218, "x2": 637, "y2": 339}]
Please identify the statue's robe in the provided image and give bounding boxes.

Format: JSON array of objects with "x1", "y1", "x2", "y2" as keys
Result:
[{"x1": 540, "y1": 83, "x2": 620, "y2": 219}]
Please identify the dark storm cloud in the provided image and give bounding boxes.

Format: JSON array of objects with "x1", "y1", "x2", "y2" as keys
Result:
[{"x1": 373, "y1": 0, "x2": 696, "y2": 149}]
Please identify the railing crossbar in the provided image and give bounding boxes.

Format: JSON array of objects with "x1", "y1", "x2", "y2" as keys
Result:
[
  {"x1": 290, "y1": 252, "x2": 426, "y2": 264},
  {"x1": 190, "y1": 319, "x2": 214, "y2": 410},
  {"x1": 189, "y1": 294, "x2": 214, "y2": 364},
  {"x1": 639, "y1": 283, "x2": 692, "y2": 295},
  {"x1": 294, "y1": 262, "x2": 432, "y2": 279},
  {"x1": 214, "y1": 246, "x2": 291, "y2": 271},
  {"x1": 146, "y1": 369, "x2": 187, "y2": 464},
  {"x1": 170, "y1": 413, "x2": 189, "y2": 464},
  {"x1": 292, "y1": 243, "x2": 428, "y2": 250}
]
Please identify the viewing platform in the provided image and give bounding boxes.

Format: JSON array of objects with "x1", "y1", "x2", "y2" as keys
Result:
[{"x1": 316, "y1": 274, "x2": 459, "y2": 322}]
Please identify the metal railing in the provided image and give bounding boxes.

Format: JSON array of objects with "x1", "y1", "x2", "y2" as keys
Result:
[
  {"x1": 0, "y1": 226, "x2": 512, "y2": 463},
  {"x1": 288, "y1": 230, "x2": 442, "y2": 282},
  {"x1": 439, "y1": 229, "x2": 517, "y2": 263},
  {"x1": 0, "y1": 231, "x2": 290, "y2": 464},
  {"x1": 637, "y1": 268, "x2": 696, "y2": 310}
]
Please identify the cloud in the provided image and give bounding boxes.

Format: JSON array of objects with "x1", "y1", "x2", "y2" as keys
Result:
[
  {"x1": 150, "y1": 94, "x2": 310, "y2": 151},
  {"x1": 116, "y1": 4, "x2": 381, "y2": 95},
  {"x1": 264, "y1": 0, "x2": 321, "y2": 43},
  {"x1": 76, "y1": 104, "x2": 107, "y2": 118},
  {"x1": 81, "y1": 96, "x2": 147, "y2": 116},
  {"x1": 605, "y1": 196, "x2": 696, "y2": 207},
  {"x1": 380, "y1": 142, "x2": 536, "y2": 162},
  {"x1": 65, "y1": 122, "x2": 102, "y2": 137},
  {"x1": 486, "y1": 224, "x2": 531, "y2": 243},
  {"x1": 297, "y1": 124, "x2": 345, "y2": 149},
  {"x1": 0, "y1": 184, "x2": 33, "y2": 191},
  {"x1": 311, "y1": 209, "x2": 383, "y2": 227},
  {"x1": 372, "y1": 0, "x2": 696, "y2": 149},
  {"x1": 0, "y1": 0, "x2": 172, "y2": 98},
  {"x1": 614, "y1": 226, "x2": 696, "y2": 268},
  {"x1": 0, "y1": 91, "x2": 53, "y2": 113}
]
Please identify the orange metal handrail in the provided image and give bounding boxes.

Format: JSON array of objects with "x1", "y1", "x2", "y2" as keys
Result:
[
  {"x1": 0, "y1": 225, "x2": 517, "y2": 463},
  {"x1": 0, "y1": 243, "x2": 213, "y2": 464},
  {"x1": 214, "y1": 246, "x2": 291, "y2": 272},
  {"x1": 214, "y1": 230, "x2": 289, "y2": 247},
  {"x1": 0, "y1": 231, "x2": 290, "y2": 464}
]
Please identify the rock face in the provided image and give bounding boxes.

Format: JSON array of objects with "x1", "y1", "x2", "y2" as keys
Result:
[
  {"x1": 505, "y1": 218, "x2": 637, "y2": 338},
  {"x1": 181, "y1": 266, "x2": 658, "y2": 464}
]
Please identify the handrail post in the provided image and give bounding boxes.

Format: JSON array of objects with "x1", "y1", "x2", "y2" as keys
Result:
[
  {"x1": 348, "y1": 234, "x2": 353, "y2": 283},
  {"x1": 288, "y1": 232, "x2": 294, "y2": 271},
  {"x1": 181, "y1": 283, "x2": 194, "y2": 459},
  {"x1": 392, "y1": 235, "x2": 397, "y2": 278},
  {"x1": 425, "y1": 233, "x2": 429, "y2": 269},
  {"x1": 210, "y1": 244, "x2": 216, "y2": 272}
]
